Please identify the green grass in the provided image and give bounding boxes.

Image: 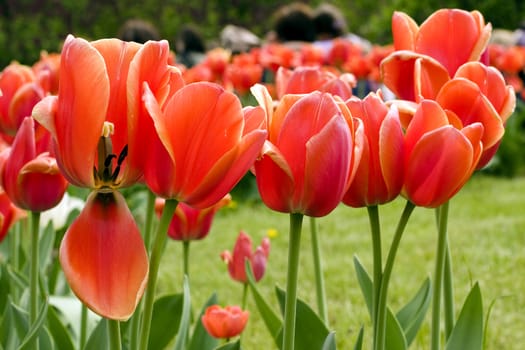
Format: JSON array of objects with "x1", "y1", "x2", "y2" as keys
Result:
[{"x1": 156, "y1": 174, "x2": 525, "y2": 349}]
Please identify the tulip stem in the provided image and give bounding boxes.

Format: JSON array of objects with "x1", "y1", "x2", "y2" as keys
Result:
[
  {"x1": 242, "y1": 283, "x2": 248, "y2": 310},
  {"x1": 374, "y1": 201, "x2": 415, "y2": 350},
  {"x1": 282, "y1": 213, "x2": 304, "y2": 350},
  {"x1": 139, "y1": 198, "x2": 178, "y2": 350},
  {"x1": 108, "y1": 319, "x2": 122, "y2": 350},
  {"x1": 183, "y1": 241, "x2": 190, "y2": 277},
  {"x1": 443, "y1": 242, "x2": 455, "y2": 338},
  {"x1": 431, "y1": 201, "x2": 450, "y2": 350},
  {"x1": 80, "y1": 304, "x2": 88, "y2": 349},
  {"x1": 309, "y1": 216, "x2": 328, "y2": 325},
  {"x1": 143, "y1": 190, "x2": 156, "y2": 252},
  {"x1": 367, "y1": 205, "x2": 382, "y2": 347},
  {"x1": 30, "y1": 211, "x2": 41, "y2": 325}
]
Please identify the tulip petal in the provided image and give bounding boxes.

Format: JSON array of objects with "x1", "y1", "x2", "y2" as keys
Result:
[
  {"x1": 60, "y1": 191, "x2": 148, "y2": 320},
  {"x1": 392, "y1": 11, "x2": 419, "y2": 51}
]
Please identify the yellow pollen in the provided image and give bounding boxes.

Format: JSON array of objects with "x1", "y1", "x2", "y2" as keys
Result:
[{"x1": 101, "y1": 121, "x2": 114, "y2": 138}]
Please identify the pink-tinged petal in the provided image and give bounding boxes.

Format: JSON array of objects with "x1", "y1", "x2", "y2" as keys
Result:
[
  {"x1": 242, "y1": 105, "x2": 266, "y2": 135},
  {"x1": 416, "y1": 9, "x2": 490, "y2": 76},
  {"x1": 436, "y1": 78, "x2": 504, "y2": 148},
  {"x1": 404, "y1": 126, "x2": 476, "y2": 207},
  {"x1": 50, "y1": 35, "x2": 109, "y2": 187},
  {"x1": 252, "y1": 246, "x2": 268, "y2": 282},
  {"x1": 392, "y1": 11, "x2": 419, "y2": 51},
  {"x1": 60, "y1": 191, "x2": 148, "y2": 321},
  {"x1": 7, "y1": 83, "x2": 45, "y2": 136},
  {"x1": 255, "y1": 142, "x2": 295, "y2": 214},
  {"x1": 250, "y1": 83, "x2": 274, "y2": 127},
  {"x1": 17, "y1": 155, "x2": 68, "y2": 211},
  {"x1": 378, "y1": 106, "x2": 404, "y2": 200},
  {"x1": 301, "y1": 114, "x2": 351, "y2": 216}
]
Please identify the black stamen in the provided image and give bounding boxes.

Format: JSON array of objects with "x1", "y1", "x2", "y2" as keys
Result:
[{"x1": 117, "y1": 145, "x2": 128, "y2": 165}]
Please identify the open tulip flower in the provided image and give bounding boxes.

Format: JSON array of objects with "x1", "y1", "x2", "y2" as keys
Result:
[
  {"x1": 142, "y1": 81, "x2": 267, "y2": 208},
  {"x1": 221, "y1": 230, "x2": 270, "y2": 283},
  {"x1": 201, "y1": 305, "x2": 249, "y2": 340},
  {"x1": 32, "y1": 34, "x2": 180, "y2": 320},
  {"x1": 403, "y1": 99, "x2": 483, "y2": 208},
  {"x1": 0, "y1": 116, "x2": 68, "y2": 212},
  {"x1": 343, "y1": 92, "x2": 404, "y2": 207},
  {"x1": 251, "y1": 83, "x2": 363, "y2": 217}
]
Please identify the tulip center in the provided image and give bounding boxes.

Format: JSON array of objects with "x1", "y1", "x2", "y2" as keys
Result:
[{"x1": 93, "y1": 122, "x2": 128, "y2": 190}]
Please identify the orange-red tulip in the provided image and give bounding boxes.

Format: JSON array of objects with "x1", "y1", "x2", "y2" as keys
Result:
[
  {"x1": 221, "y1": 231, "x2": 270, "y2": 283},
  {"x1": 155, "y1": 194, "x2": 231, "y2": 241},
  {"x1": 403, "y1": 100, "x2": 483, "y2": 207},
  {"x1": 142, "y1": 81, "x2": 267, "y2": 208},
  {"x1": 33, "y1": 34, "x2": 180, "y2": 190},
  {"x1": 60, "y1": 190, "x2": 148, "y2": 320},
  {"x1": 0, "y1": 117, "x2": 68, "y2": 211},
  {"x1": 251, "y1": 84, "x2": 363, "y2": 217},
  {"x1": 0, "y1": 62, "x2": 47, "y2": 137},
  {"x1": 343, "y1": 92, "x2": 404, "y2": 207},
  {"x1": 0, "y1": 189, "x2": 26, "y2": 242},
  {"x1": 201, "y1": 305, "x2": 249, "y2": 339}
]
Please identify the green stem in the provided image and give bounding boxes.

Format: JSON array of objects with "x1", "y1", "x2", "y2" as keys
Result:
[
  {"x1": 367, "y1": 205, "x2": 382, "y2": 347},
  {"x1": 374, "y1": 201, "x2": 415, "y2": 350},
  {"x1": 139, "y1": 198, "x2": 178, "y2": 350},
  {"x1": 431, "y1": 201, "x2": 450, "y2": 350},
  {"x1": 443, "y1": 242, "x2": 455, "y2": 339},
  {"x1": 108, "y1": 319, "x2": 122, "y2": 350},
  {"x1": 80, "y1": 304, "x2": 88, "y2": 349},
  {"x1": 309, "y1": 216, "x2": 328, "y2": 325},
  {"x1": 242, "y1": 283, "x2": 248, "y2": 310},
  {"x1": 183, "y1": 240, "x2": 190, "y2": 278},
  {"x1": 9, "y1": 221, "x2": 21, "y2": 300},
  {"x1": 30, "y1": 211, "x2": 41, "y2": 325},
  {"x1": 282, "y1": 213, "x2": 304, "y2": 350},
  {"x1": 143, "y1": 190, "x2": 156, "y2": 252}
]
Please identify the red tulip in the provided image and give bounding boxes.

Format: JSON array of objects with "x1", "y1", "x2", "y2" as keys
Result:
[
  {"x1": 32, "y1": 34, "x2": 179, "y2": 190},
  {"x1": 201, "y1": 305, "x2": 249, "y2": 339},
  {"x1": 155, "y1": 194, "x2": 231, "y2": 241},
  {"x1": 59, "y1": 190, "x2": 148, "y2": 320},
  {"x1": 0, "y1": 62, "x2": 46, "y2": 137},
  {"x1": 0, "y1": 117, "x2": 68, "y2": 211},
  {"x1": 142, "y1": 81, "x2": 267, "y2": 208},
  {"x1": 0, "y1": 189, "x2": 26, "y2": 242},
  {"x1": 343, "y1": 92, "x2": 404, "y2": 207},
  {"x1": 251, "y1": 84, "x2": 363, "y2": 217},
  {"x1": 403, "y1": 100, "x2": 483, "y2": 207},
  {"x1": 221, "y1": 231, "x2": 270, "y2": 283}
]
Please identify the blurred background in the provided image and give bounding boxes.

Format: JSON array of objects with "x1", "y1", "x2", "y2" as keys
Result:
[{"x1": 0, "y1": 0, "x2": 524, "y2": 67}]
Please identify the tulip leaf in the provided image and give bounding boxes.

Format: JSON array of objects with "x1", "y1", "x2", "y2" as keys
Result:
[
  {"x1": 173, "y1": 275, "x2": 191, "y2": 350},
  {"x1": 83, "y1": 318, "x2": 109, "y2": 350},
  {"x1": 353, "y1": 256, "x2": 407, "y2": 350},
  {"x1": 245, "y1": 260, "x2": 282, "y2": 347},
  {"x1": 38, "y1": 221, "x2": 56, "y2": 271},
  {"x1": 353, "y1": 326, "x2": 364, "y2": 350},
  {"x1": 396, "y1": 277, "x2": 432, "y2": 346},
  {"x1": 215, "y1": 339, "x2": 241, "y2": 350},
  {"x1": 188, "y1": 292, "x2": 219, "y2": 350},
  {"x1": 322, "y1": 331, "x2": 337, "y2": 350},
  {"x1": 46, "y1": 305, "x2": 76, "y2": 350},
  {"x1": 147, "y1": 293, "x2": 183, "y2": 350},
  {"x1": 17, "y1": 300, "x2": 49, "y2": 350},
  {"x1": 445, "y1": 283, "x2": 483, "y2": 350},
  {"x1": 353, "y1": 256, "x2": 373, "y2": 316},
  {"x1": 275, "y1": 286, "x2": 329, "y2": 350}
]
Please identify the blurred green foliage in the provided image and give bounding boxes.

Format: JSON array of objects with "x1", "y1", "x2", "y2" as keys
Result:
[{"x1": 1, "y1": 0, "x2": 524, "y2": 67}]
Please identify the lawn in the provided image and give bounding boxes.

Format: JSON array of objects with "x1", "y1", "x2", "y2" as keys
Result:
[{"x1": 156, "y1": 174, "x2": 525, "y2": 349}]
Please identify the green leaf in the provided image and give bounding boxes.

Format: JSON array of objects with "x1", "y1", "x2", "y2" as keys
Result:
[
  {"x1": 353, "y1": 326, "x2": 364, "y2": 350},
  {"x1": 353, "y1": 256, "x2": 407, "y2": 350},
  {"x1": 38, "y1": 221, "x2": 56, "y2": 270},
  {"x1": 173, "y1": 276, "x2": 191, "y2": 350},
  {"x1": 0, "y1": 299, "x2": 19, "y2": 349},
  {"x1": 275, "y1": 286, "x2": 329, "y2": 350},
  {"x1": 147, "y1": 293, "x2": 183, "y2": 350},
  {"x1": 215, "y1": 339, "x2": 241, "y2": 350},
  {"x1": 46, "y1": 305, "x2": 76, "y2": 350},
  {"x1": 188, "y1": 293, "x2": 219, "y2": 350},
  {"x1": 17, "y1": 300, "x2": 49, "y2": 350},
  {"x1": 83, "y1": 318, "x2": 109, "y2": 350},
  {"x1": 353, "y1": 256, "x2": 373, "y2": 316},
  {"x1": 396, "y1": 278, "x2": 432, "y2": 346},
  {"x1": 245, "y1": 260, "x2": 282, "y2": 346},
  {"x1": 446, "y1": 283, "x2": 483, "y2": 350},
  {"x1": 322, "y1": 331, "x2": 336, "y2": 350}
]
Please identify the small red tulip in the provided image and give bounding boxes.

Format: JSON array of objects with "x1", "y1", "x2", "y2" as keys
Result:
[{"x1": 201, "y1": 305, "x2": 249, "y2": 339}]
